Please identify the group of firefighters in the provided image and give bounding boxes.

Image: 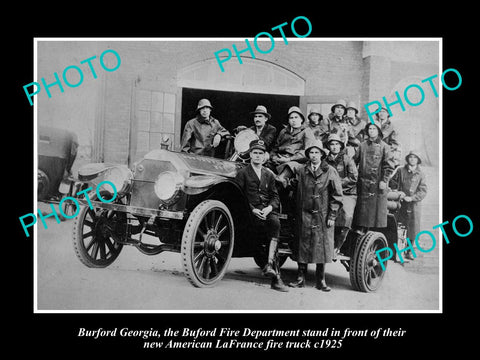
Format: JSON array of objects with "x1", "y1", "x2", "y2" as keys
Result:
[{"x1": 180, "y1": 98, "x2": 428, "y2": 292}]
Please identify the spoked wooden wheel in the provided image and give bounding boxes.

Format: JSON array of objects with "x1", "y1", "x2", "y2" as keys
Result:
[
  {"x1": 181, "y1": 200, "x2": 234, "y2": 287},
  {"x1": 350, "y1": 231, "x2": 388, "y2": 292},
  {"x1": 72, "y1": 197, "x2": 124, "y2": 268}
]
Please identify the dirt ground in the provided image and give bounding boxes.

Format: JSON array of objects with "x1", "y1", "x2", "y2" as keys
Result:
[{"x1": 35, "y1": 206, "x2": 440, "y2": 312}]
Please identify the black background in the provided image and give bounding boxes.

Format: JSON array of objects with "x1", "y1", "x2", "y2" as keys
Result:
[{"x1": 9, "y1": 6, "x2": 477, "y2": 357}]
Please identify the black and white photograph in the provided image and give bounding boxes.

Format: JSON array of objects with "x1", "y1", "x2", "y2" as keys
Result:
[
  {"x1": 10, "y1": 8, "x2": 478, "y2": 356},
  {"x1": 32, "y1": 38, "x2": 441, "y2": 312}
]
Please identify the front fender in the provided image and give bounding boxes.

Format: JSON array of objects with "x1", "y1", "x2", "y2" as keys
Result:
[
  {"x1": 183, "y1": 175, "x2": 226, "y2": 195},
  {"x1": 183, "y1": 178, "x2": 256, "y2": 257},
  {"x1": 77, "y1": 162, "x2": 132, "y2": 183},
  {"x1": 77, "y1": 163, "x2": 116, "y2": 181}
]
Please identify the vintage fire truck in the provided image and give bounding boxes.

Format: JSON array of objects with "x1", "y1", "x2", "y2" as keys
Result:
[{"x1": 71, "y1": 130, "x2": 401, "y2": 292}]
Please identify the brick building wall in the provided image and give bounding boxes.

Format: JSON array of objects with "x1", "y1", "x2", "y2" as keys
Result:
[
  {"x1": 36, "y1": 39, "x2": 439, "y2": 168},
  {"x1": 98, "y1": 40, "x2": 369, "y2": 165}
]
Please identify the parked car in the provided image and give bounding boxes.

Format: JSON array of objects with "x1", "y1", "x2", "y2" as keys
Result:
[
  {"x1": 71, "y1": 130, "x2": 404, "y2": 292},
  {"x1": 38, "y1": 125, "x2": 79, "y2": 218}
]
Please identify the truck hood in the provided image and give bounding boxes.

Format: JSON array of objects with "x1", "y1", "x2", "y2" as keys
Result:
[{"x1": 143, "y1": 149, "x2": 245, "y2": 179}]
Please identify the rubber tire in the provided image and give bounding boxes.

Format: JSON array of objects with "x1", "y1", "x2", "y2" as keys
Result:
[
  {"x1": 349, "y1": 231, "x2": 388, "y2": 293},
  {"x1": 72, "y1": 198, "x2": 123, "y2": 268},
  {"x1": 181, "y1": 200, "x2": 234, "y2": 288}
]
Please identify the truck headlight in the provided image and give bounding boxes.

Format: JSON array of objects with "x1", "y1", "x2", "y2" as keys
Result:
[
  {"x1": 103, "y1": 166, "x2": 133, "y2": 195},
  {"x1": 154, "y1": 171, "x2": 184, "y2": 203}
]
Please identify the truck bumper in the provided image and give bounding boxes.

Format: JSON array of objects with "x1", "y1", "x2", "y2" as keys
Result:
[{"x1": 79, "y1": 199, "x2": 185, "y2": 220}]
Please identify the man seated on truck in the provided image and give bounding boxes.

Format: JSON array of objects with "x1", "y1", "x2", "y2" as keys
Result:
[
  {"x1": 180, "y1": 98, "x2": 230, "y2": 157},
  {"x1": 234, "y1": 139, "x2": 289, "y2": 292},
  {"x1": 269, "y1": 106, "x2": 316, "y2": 188}
]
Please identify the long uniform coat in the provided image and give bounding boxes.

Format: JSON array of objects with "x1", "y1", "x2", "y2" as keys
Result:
[
  {"x1": 377, "y1": 118, "x2": 400, "y2": 148},
  {"x1": 325, "y1": 150, "x2": 358, "y2": 228},
  {"x1": 347, "y1": 116, "x2": 366, "y2": 142},
  {"x1": 271, "y1": 124, "x2": 316, "y2": 162},
  {"x1": 377, "y1": 118, "x2": 402, "y2": 166},
  {"x1": 389, "y1": 165, "x2": 427, "y2": 239},
  {"x1": 319, "y1": 114, "x2": 360, "y2": 149},
  {"x1": 319, "y1": 114, "x2": 345, "y2": 135},
  {"x1": 180, "y1": 116, "x2": 230, "y2": 157},
  {"x1": 294, "y1": 161, "x2": 343, "y2": 264},
  {"x1": 270, "y1": 124, "x2": 316, "y2": 173},
  {"x1": 353, "y1": 137, "x2": 396, "y2": 228},
  {"x1": 307, "y1": 122, "x2": 323, "y2": 141}
]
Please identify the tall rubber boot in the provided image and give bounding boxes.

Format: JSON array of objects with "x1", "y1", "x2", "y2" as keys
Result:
[
  {"x1": 270, "y1": 246, "x2": 289, "y2": 292},
  {"x1": 263, "y1": 238, "x2": 279, "y2": 277},
  {"x1": 289, "y1": 263, "x2": 307, "y2": 288},
  {"x1": 315, "y1": 263, "x2": 331, "y2": 292}
]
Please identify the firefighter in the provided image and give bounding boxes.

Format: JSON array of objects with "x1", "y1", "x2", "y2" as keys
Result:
[
  {"x1": 389, "y1": 150, "x2": 428, "y2": 260},
  {"x1": 353, "y1": 123, "x2": 396, "y2": 230},
  {"x1": 235, "y1": 139, "x2": 289, "y2": 292},
  {"x1": 307, "y1": 107, "x2": 324, "y2": 141},
  {"x1": 270, "y1": 106, "x2": 316, "y2": 188},
  {"x1": 325, "y1": 133, "x2": 358, "y2": 256},
  {"x1": 375, "y1": 107, "x2": 402, "y2": 166},
  {"x1": 289, "y1": 140, "x2": 343, "y2": 291},
  {"x1": 180, "y1": 98, "x2": 230, "y2": 157}
]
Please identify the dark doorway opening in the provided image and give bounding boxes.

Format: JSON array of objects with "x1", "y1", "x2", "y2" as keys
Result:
[{"x1": 181, "y1": 88, "x2": 300, "y2": 137}]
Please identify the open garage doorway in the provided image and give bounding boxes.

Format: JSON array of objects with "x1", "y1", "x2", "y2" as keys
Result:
[{"x1": 181, "y1": 87, "x2": 300, "y2": 157}]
